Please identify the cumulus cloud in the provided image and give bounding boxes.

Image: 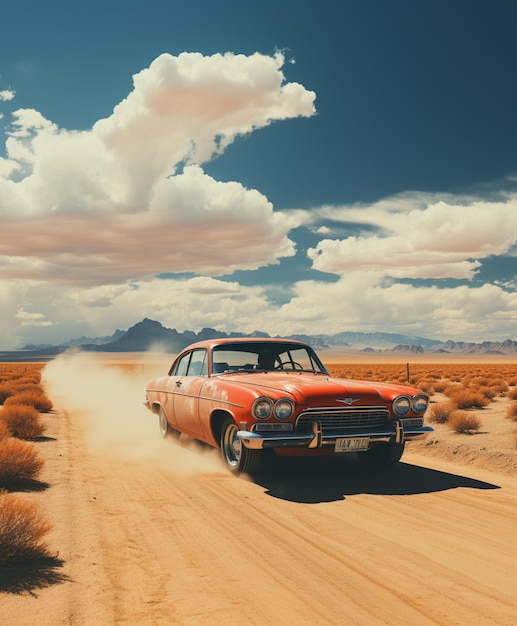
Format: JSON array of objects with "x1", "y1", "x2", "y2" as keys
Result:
[
  {"x1": 307, "y1": 195, "x2": 517, "y2": 279},
  {"x1": 0, "y1": 51, "x2": 315, "y2": 283},
  {"x1": 1, "y1": 273, "x2": 516, "y2": 350},
  {"x1": 273, "y1": 275, "x2": 517, "y2": 341},
  {"x1": 16, "y1": 308, "x2": 55, "y2": 327},
  {"x1": 1, "y1": 52, "x2": 516, "y2": 348},
  {"x1": 0, "y1": 88, "x2": 15, "y2": 101}
]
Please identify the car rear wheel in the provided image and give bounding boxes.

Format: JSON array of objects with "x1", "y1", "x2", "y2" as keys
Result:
[
  {"x1": 356, "y1": 441, "x2": 405, "y2": 468},
  {"x1": 220, "y1": 417, "x2": 262, "y2": 474},
  {"x1": 158, "y1": 407, "x2": 180, "y2": 440}
]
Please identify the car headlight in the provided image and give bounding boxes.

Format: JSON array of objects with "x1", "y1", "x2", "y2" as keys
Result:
[
  {"x1": 274, "y1": 399, "x2": 294, "y2": 420},
  {"x1": 411, "y1": 394, "x2": 429, "y2": 414},
  {"x1": 252, "y1": 397, "x2": 273, "y2": 419},
  {"x1": 393, "y1": 395, "x2": 411, "y2": 416}
]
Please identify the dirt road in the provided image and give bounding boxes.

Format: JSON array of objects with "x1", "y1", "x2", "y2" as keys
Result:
[{"x1": 1, "y1": 356, "x2": 516, "y2": 625}]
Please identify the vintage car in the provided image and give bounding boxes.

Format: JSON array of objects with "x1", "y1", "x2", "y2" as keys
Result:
[{"x1": 144, "y1": 338, "x2": 433, "y2": 474}]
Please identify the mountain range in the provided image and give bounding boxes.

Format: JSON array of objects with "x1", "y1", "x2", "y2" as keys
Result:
[{"x1": 4, "y1": 317, "x2": 515, "y2": 361}]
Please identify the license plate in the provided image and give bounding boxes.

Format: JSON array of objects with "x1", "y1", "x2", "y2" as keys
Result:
[{"x1": 335, "y1": 437, "x2": 369, "y2": 452}]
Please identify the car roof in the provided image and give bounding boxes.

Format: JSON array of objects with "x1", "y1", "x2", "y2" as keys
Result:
[{"x1": 182, "y1": 337, "x2": 310, "y2": 351}]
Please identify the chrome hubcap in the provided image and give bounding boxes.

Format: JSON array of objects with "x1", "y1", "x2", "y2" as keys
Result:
[
  {"x1": 224, "y1": 424, "x2": 241, "y2": 466},
  {"x1": 159, "y1": 412, "x2": 167, "y2": 436}
]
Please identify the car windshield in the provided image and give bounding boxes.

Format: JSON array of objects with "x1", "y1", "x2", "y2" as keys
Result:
[{"x1": 211, "y1": 342, "x2": 327, "y2": 374}]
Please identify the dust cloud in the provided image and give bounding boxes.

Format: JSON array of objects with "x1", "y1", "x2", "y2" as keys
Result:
[{"x1": 42, "y1": 351, "x2": 225, "y2": 476}]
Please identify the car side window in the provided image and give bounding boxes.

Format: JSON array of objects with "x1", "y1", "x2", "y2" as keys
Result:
[
  {"x1": 187, "y1": 349, "x2": 208, "y2": 377},
  {"x1": 172, "y1": 352, "x2": 190, "y2": 376}
]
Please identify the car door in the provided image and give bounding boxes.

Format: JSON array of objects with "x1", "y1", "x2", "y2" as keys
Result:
[{"x1": 173, "y1": 348, "x2": 208, "y2": 438}]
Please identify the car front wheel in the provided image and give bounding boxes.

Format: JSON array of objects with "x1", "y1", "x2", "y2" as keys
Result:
[
  {"x1": 356, "y1": 441, "x2": 405, "y2": 468},
  {"x1": 220, "y1": 418, "x2": 262, "y2": 474}
]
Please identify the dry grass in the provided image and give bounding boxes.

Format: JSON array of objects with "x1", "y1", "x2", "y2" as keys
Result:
[
  {"x1": 328, "y1": 362, "x2": 517, "y2": 387},
  {"x1": 428, "y1": 401, "x2": 457, "y2": 424},
  {"x1": 1, "y1": 404, "x2": 45, "y2": 440},
  {"x1": 0, "y1": 364, "x2": 45, "y2": 405},
  {"x1": 441, "y1": 388, "x2": 490, "y2": 410},
  {"x1": 0, "y1": 490, "x2": 53, "y2": 566},
  {"x1": 447, "y1": 410, "x2": 482, "y2": 434},
  {"x1": 506, "y1": 402, "x2": 517, "y2": 421},
  {"x1": 0, "y1": 420, "x2": 9, "y2": 442},
  {"x1": 412, "y1": 378, "x2": 436, "y2": 395},
  {"x1": 4, "y1": 390, "x2": 53, "y2": 413},
  {"x1": 443, "y1": 382, "x2": 463, "y2": 397},
  {"x1": 0, "y1": 382, "x2": 20, "y2": 405},
  {"x1": 0, "y1": 438, "x2": 44, "y2": 486},
  {"x1": 507, "y1": 387, "x2": 517, "y2": 401}
]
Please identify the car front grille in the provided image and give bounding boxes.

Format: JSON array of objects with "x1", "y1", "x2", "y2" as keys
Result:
[{"x1": 296, "y1": 406, "x2": 390, "y2": 433}]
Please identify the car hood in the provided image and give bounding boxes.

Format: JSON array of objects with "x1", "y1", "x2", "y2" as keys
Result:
[{"x1": 219, "y1": 372, "x2": 417, "y2": 407}]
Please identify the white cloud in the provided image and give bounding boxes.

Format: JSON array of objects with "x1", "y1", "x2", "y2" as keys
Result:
[
  {"x1": 274, "y1": 275, "x2": 517, "y2": 341},
  {"x1": 0, "y1": 53, "x2": 515, "y2": 348},
  {"x1": 0, "y1": 89, "x2": 15, "y2": 101},
  {"x1": 0, "y1": 52, "x2": 315, "y2": 282},
  {"x1": 16, "y1": 307, "x2": 55, "y2": 327},
  {"x1": 1, "y1": 273, "x2": 516, "y2": 350},
  {"x1": 307, "y1": 196, "x2": 517, "y2": 279}
]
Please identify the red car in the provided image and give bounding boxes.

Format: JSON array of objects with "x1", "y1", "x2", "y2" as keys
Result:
[{"x1": 144, "y1": 338, "x2": 433, "y2": 474}]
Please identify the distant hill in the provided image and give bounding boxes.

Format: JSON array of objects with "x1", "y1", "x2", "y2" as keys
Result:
[
  {"x1": 81, "y1": 319, "x2": 444, "y2": 353},
  {"x1": 80, "y1": 318, "x2": 190, "y2": 352},
  {"x1": 439, "y1": 339, "x2": 517, "y2": 355},
  {"x1": 288, "y1": 331, "x2": 440, "y2": 350},
  {"x1": 23, "y1": 328, "x2": 125, "y2": 350},
  {"x1": 70, "y1": 319, "x2": 517, "y2": 355},
  {"x1": 1, "y1": 318, "x2": 516, "y2": 361},
  {"x1": 388, "y1": 344, "x2": 425, "y2": 354},
  {"x1": 80, "y1": 318, "x2": 266, "y2": 352}
]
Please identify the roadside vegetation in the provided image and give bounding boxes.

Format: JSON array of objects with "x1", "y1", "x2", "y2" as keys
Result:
[
  {"x1": 1, "y1": 404, "x2": 45, "y2": 440},
  {"x1": 0, "y1": 363, "x2": 53, "y2": 572},
  {"x1": 0, "y1": 490, "x2": 53, "y2": 566}
]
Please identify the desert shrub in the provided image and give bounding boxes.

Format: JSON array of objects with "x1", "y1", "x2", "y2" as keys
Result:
[
  {"x1": 0, "y1": 438, "x2": 44, "y2": 485},
  {"x1": 427, "y1": 401, "x2": 457, "y2": 424},
  {"x1": 443, "y1": 383, "x2": 463, "y2": 397},
  {"x1": 0, "y1": 420, "x2": 9, "y2": 441},
  {"x1": 447, "y1": 410, "x2": 482, "y2": 434},
  {"x1": 476, "y1": 386, "x2": 498, "y2": 400},
  {"x1": 0, "y1": 382, "x2": 19, "y2": 405},
  {"x1": 485, "y1": 382, "x2": 508, "y2": 397},
  {"x1": 14, "y1": 373, "x2": 42, "y2": 385},
  {"x1": 466, "y1": 375, "x2": 490, "y2": 387},
  {"x1": 447, "y1": 388, "x2": 490, "y2": 410},
  {"x1": 9, "y1": 382, "x2": 42, "y2": 396},
  {"x1": 4, "y1": 390, "x2": 53, "y2": 413},
  {"x1": 506, "y1": 403, "x2": 517, "y2": 421},
  {"x1": 413, "y1": 378, "x2": 436, "y2": 395},
  {"x1": 431, "y1": 379, "x2": 450, "y2": 393},
  {"x1": 1, "y1": 404, "x2": 45, "y2": 440},
  {"x1": 507, "y1": 387, "x2": 517, "y2": 401},
  {"x1": 0, "y1": 490, "x2": 52, "y2": 566}
]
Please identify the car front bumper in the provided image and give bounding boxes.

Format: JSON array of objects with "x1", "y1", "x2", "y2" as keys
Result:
[{"x1": 237, "y1": 420, "x2": 433, "y2": 450}]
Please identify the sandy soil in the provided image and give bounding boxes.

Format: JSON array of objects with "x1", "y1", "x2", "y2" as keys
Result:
[{"x1": 1, "y1": 353, "x2": 516, "y2": 625}]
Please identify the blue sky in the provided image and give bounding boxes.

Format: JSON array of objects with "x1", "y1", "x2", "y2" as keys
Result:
[{"x1": 1, "y1": 0, "x2": 516, "y2": 348}]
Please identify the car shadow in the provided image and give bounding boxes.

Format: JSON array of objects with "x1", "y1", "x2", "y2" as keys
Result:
[
  {"x1": 252, "y1": 454, "x2": 501, "y2": 504},
  {"x1": 0, "y1": 555, "x2": 69, "y2": 595}
]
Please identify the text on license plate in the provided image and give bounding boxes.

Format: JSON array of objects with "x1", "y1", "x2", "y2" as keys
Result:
[{"x1": 335, "y1": 437, "x2": 370, "y2": 453}]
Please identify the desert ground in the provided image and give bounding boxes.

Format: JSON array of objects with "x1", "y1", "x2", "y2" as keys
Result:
[{"x1": 1, "y1": 352, "x2": 516, "y2": 625}]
